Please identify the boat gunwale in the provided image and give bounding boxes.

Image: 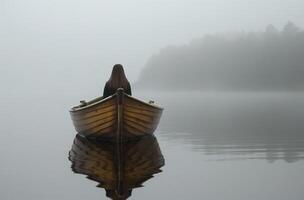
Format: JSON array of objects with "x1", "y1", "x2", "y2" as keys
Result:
[
  {"x1": 125, "y1": 95, "x2": 164, "y2": 111},
  {"x1": 70, "y1": 93, "x2": 164, "y2": 113},
  {"x1": 70, "y1": 95, "x2": 115, "y2": 113}
]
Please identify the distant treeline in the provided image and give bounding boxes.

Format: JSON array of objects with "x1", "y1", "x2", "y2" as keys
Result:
[{"x1": 136, "y1": 22, "x2": 304, "y2": 91}]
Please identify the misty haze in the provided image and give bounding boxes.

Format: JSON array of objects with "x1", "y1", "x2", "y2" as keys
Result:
[
  {"x1": 1, "y1": 0, "x2": 304, "y2": 200},
  {"x1": 136, "y1": 22, "x2": 304, "y2": 91}
]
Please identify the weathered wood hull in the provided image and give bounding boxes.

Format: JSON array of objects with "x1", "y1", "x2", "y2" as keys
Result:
[{"x1": 70, "y1": 89, "x2": 163, "y2": 139}]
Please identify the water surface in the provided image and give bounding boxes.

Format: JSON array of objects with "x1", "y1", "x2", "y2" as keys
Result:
[{"x1": 1, "y1": 91, "x2": 304, "y2": 199}]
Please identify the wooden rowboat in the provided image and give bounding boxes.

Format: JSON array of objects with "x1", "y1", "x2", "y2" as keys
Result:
[{"x1": 69, "y1": 89, "x2": 163, "y2": 140}]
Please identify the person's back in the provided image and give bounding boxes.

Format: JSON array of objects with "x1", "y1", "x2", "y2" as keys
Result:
[{"x1": 103, "y1": 64, "x2": 132, "y2": 98}]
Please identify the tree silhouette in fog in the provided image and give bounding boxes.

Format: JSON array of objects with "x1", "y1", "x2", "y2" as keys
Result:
[
  {"x1": 137, "y1": 22, "x2": 304, "y2": 91},
  {"x1": 283, "y1": 21, "x2": 300, "y2": 35}
]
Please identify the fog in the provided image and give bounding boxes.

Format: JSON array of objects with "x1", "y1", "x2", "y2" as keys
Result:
[
  {"x1": 137, "y1": 22, "x2": 304, "y2": 91},
  {"x1": 1, "y1": 1, "x2": 304, "y2": 200},
  {"x1": 151, "y1": 91, "x2": 304, "y2": 163},
  {"x1": 1, "y1": 0, "x2": 304, "y2": 96}
]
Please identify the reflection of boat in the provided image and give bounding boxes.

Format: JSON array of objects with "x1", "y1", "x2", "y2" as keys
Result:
[
  {"x1": 68, "y1": 134, "x2": 165, "y2": 199},
  {"x1": 70, "y1": 89, "x2": 163, "y2": 140}
]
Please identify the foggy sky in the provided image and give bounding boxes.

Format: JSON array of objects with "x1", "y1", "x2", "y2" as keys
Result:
[{"x1": 1, "y1": 0, "x2": 304, "y2": 97}]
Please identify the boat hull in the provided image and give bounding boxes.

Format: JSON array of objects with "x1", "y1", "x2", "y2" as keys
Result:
[{"x1": 70, "y1": 90, "x2": 163, "y2": 140}]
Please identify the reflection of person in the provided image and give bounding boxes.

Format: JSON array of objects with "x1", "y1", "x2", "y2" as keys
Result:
[{"x1": 103, "y1": 64, "x2": 132, "y2": 98}]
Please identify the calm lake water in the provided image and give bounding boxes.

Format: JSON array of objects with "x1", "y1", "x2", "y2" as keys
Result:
[{"x1": 1, "y1": 91, "x2": 304, "y2": 200}]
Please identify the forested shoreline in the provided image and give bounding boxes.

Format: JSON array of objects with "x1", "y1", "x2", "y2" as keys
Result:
[{"x1": 136, "y1": 22, "x2": 304, "y2": 91}]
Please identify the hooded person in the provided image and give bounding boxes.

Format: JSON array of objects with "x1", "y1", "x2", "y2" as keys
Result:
[{"x1": 103, "y1": 64, "x2": 132, "y2": 98}]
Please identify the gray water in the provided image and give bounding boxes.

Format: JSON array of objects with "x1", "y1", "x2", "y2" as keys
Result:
[{"x1": 1, "y1": 91, "x2": 304, "y2": 200}]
